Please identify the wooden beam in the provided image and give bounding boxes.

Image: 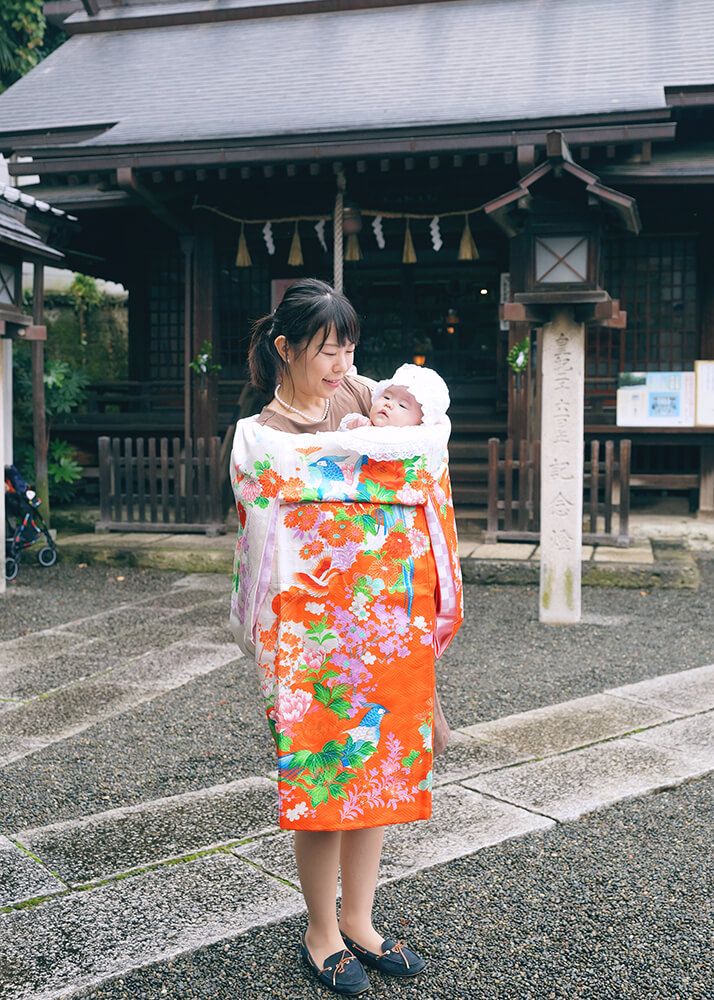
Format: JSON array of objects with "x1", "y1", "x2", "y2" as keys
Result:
[
  {"x1": 10, "y1": 122, "x2": 676, "y2": 175},
  {"x1": 192, "y1": 234, "x2": 217, "y2": 441},
  {"x1": 31, "y1": 264, "x2": 50, "y2": 522},
  {"x1": 517, "y1": 144, "x2": 536, "y2": 176},
  {"x1": 117, "y1": 166, "x2": 189, "y2": 233}
]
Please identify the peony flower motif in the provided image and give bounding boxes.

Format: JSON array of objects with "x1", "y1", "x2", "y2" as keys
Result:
[
  {"x1": 275, "y1": 688, "x2": 313, "y2": 730},
  {"x1": 241, "y1": 478, "x2": 262, "y2": 502},
  {"x1": 382, "y1": 531, "x2": 412, "y2": 560},
  {"x1": 303, "y1": 648, "x2": 324, "y2": 671}
]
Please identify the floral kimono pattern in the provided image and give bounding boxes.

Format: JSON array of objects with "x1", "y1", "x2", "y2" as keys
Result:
[{"x1": 230, "y1": 417, "x2": 463, "y2": 831}]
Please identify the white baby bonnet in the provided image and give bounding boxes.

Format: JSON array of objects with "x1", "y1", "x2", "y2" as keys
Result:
[{"x1": 372, "y1": 363, "x2": 451, "y2": 425}]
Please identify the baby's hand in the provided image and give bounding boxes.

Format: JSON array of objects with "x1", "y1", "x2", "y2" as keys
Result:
[{"x1": 339, "y1": 413, "x2": 371, "y2": 431}]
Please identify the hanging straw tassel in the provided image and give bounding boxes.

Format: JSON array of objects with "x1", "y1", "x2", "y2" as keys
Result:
[
  {"x1": 235, "y1": 222, "x2": 252, "y2": 267},
  {"x1": 458, "y1": 214, "x2": 479, "y2": 261},
  {"x1": 402, "y1": 218, "x2": 417, "y2": 264},
  {"x1": 288, "y1": 220, "x2": 304, "y2": 266},
  {"x1": 344, "y1": 232, "x2": 362, "y2": 262}
]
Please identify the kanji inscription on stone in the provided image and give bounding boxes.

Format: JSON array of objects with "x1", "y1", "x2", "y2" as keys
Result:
[{"x1": 539, "y1": 307, "x2": 584, "y2": 624}]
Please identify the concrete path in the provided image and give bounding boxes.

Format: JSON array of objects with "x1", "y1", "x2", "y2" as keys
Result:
[{"x1": 0, "y1": 565, "x2": 712, "y2": 999}]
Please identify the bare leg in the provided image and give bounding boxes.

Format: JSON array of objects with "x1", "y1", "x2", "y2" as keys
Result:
[
  {"x1": 338, "y1": 826, "x2": 386, "y2": 952},
  {"x1": 294, "y1": 830, "x2": 346, "y2": 969}
]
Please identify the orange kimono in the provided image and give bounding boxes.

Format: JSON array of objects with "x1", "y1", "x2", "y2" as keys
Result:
[{"x1": 230, "y1": 417, "x2": 463, "y2": 830}]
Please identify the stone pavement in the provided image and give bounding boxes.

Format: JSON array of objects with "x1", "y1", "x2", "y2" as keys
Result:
[
  {"x1": 0, "y1": 564, "x2": 712, "y2": 999},
  {"x1": 54, "y1": 530, "x2": 700, "y2": 588}
]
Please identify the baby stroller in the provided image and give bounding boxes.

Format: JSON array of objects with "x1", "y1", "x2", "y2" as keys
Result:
[{"x1": 5, "y1": 464, "x2": 57, "y2": 582}]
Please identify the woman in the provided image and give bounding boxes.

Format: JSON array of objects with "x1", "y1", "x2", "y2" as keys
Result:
[{"x1": 229, "y1": 278, "x2": 463, "y2": 995}]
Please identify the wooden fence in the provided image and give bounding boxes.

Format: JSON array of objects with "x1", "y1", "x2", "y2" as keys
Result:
[
  {"x1": 486, "y1": 438, "x2": 631, "y2": 546},
  {"x1": 97, "y1": 436, "x2": 226, "y2": 534}
]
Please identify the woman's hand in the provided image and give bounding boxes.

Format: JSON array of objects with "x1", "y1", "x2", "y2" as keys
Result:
[{"x1": 433, "y1": 686, "x2": 451, "y2": 756}]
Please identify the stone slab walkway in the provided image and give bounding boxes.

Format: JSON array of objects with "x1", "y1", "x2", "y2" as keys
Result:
[
  {"x1": 1, "y1": 564, "x2": 712, "y2": 999},
  {"x1": 1, "y1": 647, "x2": 711, "y2": 997},
  {"x1": 54, "y1": 532, "x2": 700, "y2": 588}
]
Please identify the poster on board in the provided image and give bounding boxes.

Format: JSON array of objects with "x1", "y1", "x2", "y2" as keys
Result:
[
  {"x1": 616, "y1": 372, "x2": 695, "y2": 427},
  {"x1": 695, "y1": 360, "x2": 714, "y2": 426}
]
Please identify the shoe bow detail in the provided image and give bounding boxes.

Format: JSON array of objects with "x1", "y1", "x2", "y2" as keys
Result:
[
  {"x1": 382, "y1": 938, "x2": 410, "y2": 968},
  {"x1": 321, "y1": 949, "x2": 357, "y2": 987}
]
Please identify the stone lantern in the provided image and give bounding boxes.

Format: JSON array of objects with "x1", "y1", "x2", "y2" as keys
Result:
[{"x1": 483, "y1": 131, "x2": 641, "y2": 624}]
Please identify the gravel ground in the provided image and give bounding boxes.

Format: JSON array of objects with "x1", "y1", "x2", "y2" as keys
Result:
[
  {"x1": 0, "y1": 564, "x2": 183, "y2": 640},
  {"x1": 1, "y1": 559, "x2": 712, "y2": 830},
  {"x1": 439, "y1": 556, "x2": 714, "y2": 727},
  {"x1": 73, "y1": 773, "x2": 714, "y2": 1000}
]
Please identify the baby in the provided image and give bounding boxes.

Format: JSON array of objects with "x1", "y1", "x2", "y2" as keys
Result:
[{"x1": 339, "y1": 363, "x2": 450, "y2": 431}]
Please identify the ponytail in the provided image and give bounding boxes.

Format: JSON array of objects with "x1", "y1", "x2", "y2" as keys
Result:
[{"x1": 247, "y1": 313, "x2": 281, "y2": 394}]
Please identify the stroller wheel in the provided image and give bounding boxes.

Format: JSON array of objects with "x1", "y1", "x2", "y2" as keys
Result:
[
  {"x1": 5, "y1": 557, "x2": 19, "y2": 581},
  {"x1": 37, "y1": 546, "x2": 58, "y2": 568}
]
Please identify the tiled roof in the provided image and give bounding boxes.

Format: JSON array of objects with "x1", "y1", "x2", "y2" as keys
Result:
[
  {"x1": 0, "y1": 184, "x2": 77, "y2": 221},
  {"x1": 1, "y1": 0, "x2": 713, "y2": 149}
]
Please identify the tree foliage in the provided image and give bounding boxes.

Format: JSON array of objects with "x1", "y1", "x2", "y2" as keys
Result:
[{"x1": 0, "y1": 0, "x2": 66, "y2": 92}]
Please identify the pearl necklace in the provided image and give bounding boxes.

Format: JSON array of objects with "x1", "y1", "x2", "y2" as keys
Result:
[{"x1": 274, "y1": 384, "x2": 331, "y2": 424}]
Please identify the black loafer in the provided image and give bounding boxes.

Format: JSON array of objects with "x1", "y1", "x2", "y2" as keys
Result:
[
  {"x1": 300, "y1": 930, "x2": 371, "y2": 995},
  {"x1": 339, "y1": 930, "x2": 427, "y2": 977}
]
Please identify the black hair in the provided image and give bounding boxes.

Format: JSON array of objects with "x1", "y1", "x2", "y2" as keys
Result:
[{"x1": 247, "y1": 278, "x2": 361, "y2": 394}]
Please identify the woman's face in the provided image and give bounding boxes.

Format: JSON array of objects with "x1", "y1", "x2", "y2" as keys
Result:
[{"x1": 278, "y1": 325, "x2": 356, "y2": 399}]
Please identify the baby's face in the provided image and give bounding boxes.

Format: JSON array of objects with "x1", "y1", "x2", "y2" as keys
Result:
[{"x1": 370, "y1": 384, "x2": 423, "y2": 427}]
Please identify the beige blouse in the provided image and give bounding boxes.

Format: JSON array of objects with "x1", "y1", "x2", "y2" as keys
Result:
[{"x1": 255, "y1": 373, "x2": 374, "y2": 433}]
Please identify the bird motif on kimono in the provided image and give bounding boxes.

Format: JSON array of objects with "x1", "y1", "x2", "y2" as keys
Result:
[
  {"x1": 277, "y1": 703, "x2": 389, "y2": 777},
  {"x1": 307, "y1": 454, "x2": 366, "y2": 496}
]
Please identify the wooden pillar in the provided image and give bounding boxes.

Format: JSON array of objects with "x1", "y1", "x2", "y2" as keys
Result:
[
  {"x1": 127, "y1": 257, "x2": 150, "y2": 382},
  {"x1": 539, "y1": 306, "x2": 585, "y2": 625},
  {"x1": 507, "y1": 237, "x2": 531, "y2": 444},
  {"x1": 181, "y1": 235, "x2": 194, "y2": 444},
  {"x1": 191, "y1": 234, "x2": 217, "y2": 442},
  {"x1": 31, "y1": 263, "x2": 50, "y2": 522},
  {"x1": 697, "y1": 235, "x2": 714, "y2": 516},
  {"x1": 697, "y1": 234, "x2": 714, "y2": 361}
]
